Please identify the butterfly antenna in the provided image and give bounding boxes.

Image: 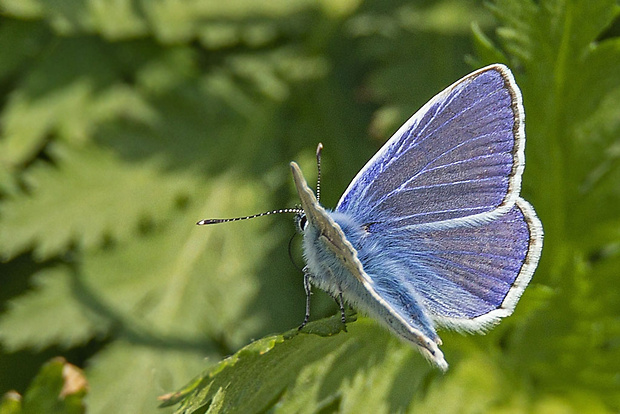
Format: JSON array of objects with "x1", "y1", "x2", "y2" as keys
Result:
[
  {"x1": 197, "y1": 208, "x2": 303, "y2": 225},
  {"x1": 315, "y1": 142, "x2": 323, "y2": 202}
]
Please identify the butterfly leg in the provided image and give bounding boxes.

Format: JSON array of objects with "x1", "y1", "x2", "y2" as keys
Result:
[
  {"x1": 337, "y1": 292, "x2": 347, "y2": 332},
  {"x1": 298, "y1": 270, "x2": 313, "y2": 330}
]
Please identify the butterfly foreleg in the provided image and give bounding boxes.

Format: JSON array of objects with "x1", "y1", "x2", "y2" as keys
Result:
[
  {"x1": 298, "y1": 269, "x2": 313, "y2": 330},
  {"x1": 336, "y1": 292, "x2": 347, "y2": 331},
  {"x1": 324, "y1": 267, "x2": 348, "y2": 330}
]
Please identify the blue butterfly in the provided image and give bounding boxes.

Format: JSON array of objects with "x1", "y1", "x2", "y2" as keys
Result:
[
  {"x1": 199, "y1": 64, "x2": 543, "y2": 370},
  {"x1": 289, "y1": 64, "x2": 543, "y2": 370}
]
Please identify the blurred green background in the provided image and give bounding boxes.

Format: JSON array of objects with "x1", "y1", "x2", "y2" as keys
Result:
[{"x1": 0, "y1": 0, "x2": 619, "y2": 413}]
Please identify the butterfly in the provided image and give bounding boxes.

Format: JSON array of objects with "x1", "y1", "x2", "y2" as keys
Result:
[{"x1": 200, "y1": 64, "x2": 543, "y2": 371}]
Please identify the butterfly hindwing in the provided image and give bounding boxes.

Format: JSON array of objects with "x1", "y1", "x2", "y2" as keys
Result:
[{"x1": 360, "y1": 198, "x2": 542, "y2": 331}]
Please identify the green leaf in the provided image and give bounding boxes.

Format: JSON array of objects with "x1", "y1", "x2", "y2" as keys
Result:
[
  {"x1": 76, "y1": 178, "x2": 276, "y2": 348},
  {"x1": 0, "y1": 391, "x2": 22, "y2": 414},
  {"x1": 0, "y1": 20, "x2": 50, "y2": 83},
  {"x1": 22, "y1": 357, "x2": 87, "y2": 414},
  {"x1": 0, "y1": 0, "x2": 322, "y2": 42},
  {"x1": 0, "y1": 0, "x2": 42, "y2": 18},
  {"x1": 0, "y1": 36, "x2": 153, "y2": 169},
  {"x1": 1, "y1": 171, "x2": 287, "y2": 408},
  {"x1": 85, "y1": 340, "x2": 207, "y2": 414},
  {"x1": 162, "y1": 314, "x2": 440, "y2": 414},
  {"x1": 0, "y1": 170, "x2": 284, "y2": 390},
  {"x1": 0, "y1": 267, "x2": 110, "y2": 351},
  {"x1": 0, "y1": 142, "x2": 197, "y2": 260},
  {"x1": 469, "y1": 22, "x2": 508, "y2": 66}
]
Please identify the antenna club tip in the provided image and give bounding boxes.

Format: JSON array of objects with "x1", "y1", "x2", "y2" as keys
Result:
[{"x1": 316, "y1": 143, "x2": 323, "y2": 155}]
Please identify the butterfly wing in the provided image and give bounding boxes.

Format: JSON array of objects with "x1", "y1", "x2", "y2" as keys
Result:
[
  {"x1": 372, "y1": 198, "x2": 542, "y2": 331},
  {"x1": 336, "y1": 64, "x2": 543, "y2": 330},
  {"x1": 337, "y1": 64, "x2": 525, "y2": 231}
]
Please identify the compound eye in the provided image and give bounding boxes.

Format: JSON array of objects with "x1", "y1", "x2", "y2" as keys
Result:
[{"x1": 296, "y1": 214, "x2": 308, "y2": 232}]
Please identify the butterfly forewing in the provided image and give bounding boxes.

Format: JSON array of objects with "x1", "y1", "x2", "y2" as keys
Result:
[{"x1": 337, "y1": 65, "x2": 524, "y2": 229}]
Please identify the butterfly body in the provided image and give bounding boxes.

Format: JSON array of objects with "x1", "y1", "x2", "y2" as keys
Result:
[
  {"x1": 290, "y1": 64, "x2": 543, "y2": 370},
  {"x1": 305, "y1": 209, "x2": 440, "y2": 341},
  {"x1": 292, "y1": 163, "x2": 446, "y2": 368}
]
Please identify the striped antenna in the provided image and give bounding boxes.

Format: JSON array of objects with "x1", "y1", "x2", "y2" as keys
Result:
[
  {"x1": 197, "y1": 208, "x2": 303, "y2": 225},
  {"x1": 199, "y1": 144, "x2": 324, "y2": 226},
  {"x1": 315, "y1": 142, "x2": 323, "y2": 202}
]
